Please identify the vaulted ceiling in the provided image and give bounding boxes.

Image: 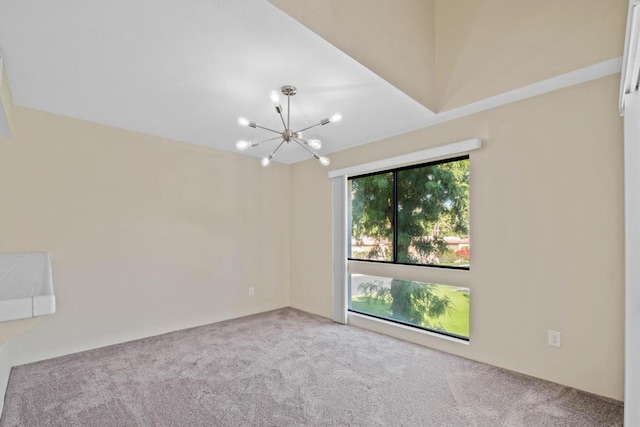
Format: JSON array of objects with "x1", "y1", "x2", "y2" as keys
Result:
[
  {"x1": 0, "y1": 0, "x2": 627, "y2": 163},
  {"x1": 0, "y1": 0, "x2": 435, "y2": 164}
]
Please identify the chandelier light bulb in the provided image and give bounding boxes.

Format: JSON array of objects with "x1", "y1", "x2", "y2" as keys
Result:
[
  {"x1": 308, "y1": 139, "x2": 322, "y2": 150},
  {"x1": 269, "y1": 90, "x2": 280, "y2": 105},
  {"x1": 261, "y1": 156, "x2": 271, "y2": 167},
  {"x1": 235, "y1": 140, "x2": 251, "y2": 151},
  {"x1": 318, "y1": 156, "x2": 331, "y2": 166},
  {"x1": 237, "y1": 116, "x2": 250, "y2": 127},
  {"x1": 329, "y1": 112, "x2": 343, "y2": 123},
  {"x1": 295, "y1": 131, "x2": 303, "y2": 139}
]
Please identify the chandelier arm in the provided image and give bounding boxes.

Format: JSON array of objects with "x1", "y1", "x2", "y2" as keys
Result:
[
  {"x1": 277, "y1": 108, "x2": 287, "y2": 130},
  {"x1": 254, "y1": 124, "x2": 282, "y2": 134},
  {"x1": 293, "y1": 138, "x2": 320, "y2": 159},
  {"x1": 294, "y1": 122, "x2": 323, "y2": 134},
  {"x1": 258, "y1": 136, "x2": 283, "y2": 144},
  {"x1": 269, "y1": 139, "x2": 287, "y2": 157}
]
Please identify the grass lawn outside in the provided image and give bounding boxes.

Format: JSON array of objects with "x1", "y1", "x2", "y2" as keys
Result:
[{"x1": 350, "y1": 284, "x2": 470, "y2": 338}]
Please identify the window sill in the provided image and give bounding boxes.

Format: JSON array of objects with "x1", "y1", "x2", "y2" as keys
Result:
[{"x1": 347, "y1": 311, "x2": 470, "y2": 346}]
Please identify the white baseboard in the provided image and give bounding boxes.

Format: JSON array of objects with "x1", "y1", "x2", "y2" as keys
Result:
[{"x1": 0, "y1": 342, "x2": 11, "y2": 418}]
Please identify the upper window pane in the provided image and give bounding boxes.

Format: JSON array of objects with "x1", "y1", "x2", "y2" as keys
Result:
[
  {"x1": 397, "y1": 159, "x2": 470, "y2": 267},
  {"x1": 349, "y1": 157, "x2": 470, "y2": 268},
  {"x1": 349, "y1": 172, "x2": 393, "y2": 261}
]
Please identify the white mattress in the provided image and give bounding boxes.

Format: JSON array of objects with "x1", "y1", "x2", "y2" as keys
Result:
[{"x1": 0, "y1": 252, "x2": 55, "y2": 322}]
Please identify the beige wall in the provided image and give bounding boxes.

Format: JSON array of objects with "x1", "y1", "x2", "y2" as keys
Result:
[
  {"x1": 435, "y1": 0, "x2": 627, "y2": 111},
  {"x1": 268, "y1": 0, "x2": 436, "y2": 110},
  {"x1": 0, "y1": 319, "x2": 38, "y2": 344},
  {"x1": 0, "y1": 107, "x2": 290, "y2": 365},
  {"x1": 289, "y1": 75, "x2": 625, "y2": 400},
  {"x1": 269, "y1": 0, "x2": 626, "y2": 113}
]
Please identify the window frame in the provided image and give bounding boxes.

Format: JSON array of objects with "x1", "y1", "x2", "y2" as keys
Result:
[
  {"x1": 348, "y1": 155, "x2": 470, "y2": 271},
  {"x1": 329, "y1": 138, "x2": 481, "y2": 343}
]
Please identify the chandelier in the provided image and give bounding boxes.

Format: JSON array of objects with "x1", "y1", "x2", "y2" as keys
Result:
[{"x1": 235, "y1": 85, "x2": 342, "y2": 167}]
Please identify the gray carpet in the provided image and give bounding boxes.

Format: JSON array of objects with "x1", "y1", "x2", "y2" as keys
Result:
[{"x1": 0, "y1": 308, "x2": 623, "y2": 426}]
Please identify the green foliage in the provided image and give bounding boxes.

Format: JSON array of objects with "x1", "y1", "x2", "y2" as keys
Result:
[
  {"x1": 396, "y1": 162, "x2": 469, "y2": 263},
  {"x1": 358, "y1": 279, "x2": 453, "y2": 327},
  {"x1": 438, "y1": 247, "x2": 470, "y2": 266},
  {"x1": 350, "y1": 160, "x2": 469, "y2": 264},
  {"x1": 351, "y1": 285, "x2": 469, "y2": 337},
  {"x1": 350, "y1": 173, "x2": 394, "y2": 260}
]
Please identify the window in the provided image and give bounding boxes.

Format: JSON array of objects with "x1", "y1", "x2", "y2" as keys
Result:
[
  {"x1": 350, "y1": 274, "x2": 470, "y2": 340},
  {"x1": 347, "y1": 156, "x2": 471, "y2": 339},
  {"x1": 349, "y1": 156, "x2": 470, "y2": 268}
]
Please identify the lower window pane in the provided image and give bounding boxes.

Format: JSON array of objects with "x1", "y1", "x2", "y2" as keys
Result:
[{"x1": 349, "y1": 274, "x2": 469, "y2": 339}]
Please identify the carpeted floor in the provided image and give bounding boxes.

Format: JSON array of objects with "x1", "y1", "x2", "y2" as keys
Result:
[{"x1": 0, "y1": 308, "x2": 624, "y2": 426}]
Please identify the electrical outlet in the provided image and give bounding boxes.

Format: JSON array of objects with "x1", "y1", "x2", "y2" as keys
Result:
[
  {"x1": 248, "y1": 287, "x2": 255, "y2": 296},
  {"x1": 548, "y1": 330, "x2": 561, "y2": 347}
]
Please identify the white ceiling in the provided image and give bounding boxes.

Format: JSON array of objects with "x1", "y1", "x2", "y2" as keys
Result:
[{"x1": 0, "y1": 0, "x2": 434, "y2": 164}]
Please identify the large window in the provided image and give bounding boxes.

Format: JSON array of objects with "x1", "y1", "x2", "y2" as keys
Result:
[
  {"x1": 349, "y1": 156, "x2": 470, "y2": 268},
  {"x1": 347, "y1": 156, "x2": 471, "y2": 339}
]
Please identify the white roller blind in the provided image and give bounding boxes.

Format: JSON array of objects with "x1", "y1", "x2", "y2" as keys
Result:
[
  {"x1": 624, "y1": 92, "x2": 640, "y2": 427},
  {"x1": 331, "y1": 175, "x2": 348, "y2": 324},
  {"x1": 622, "y1": 2, "x2": 640, "y2": 425}
]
